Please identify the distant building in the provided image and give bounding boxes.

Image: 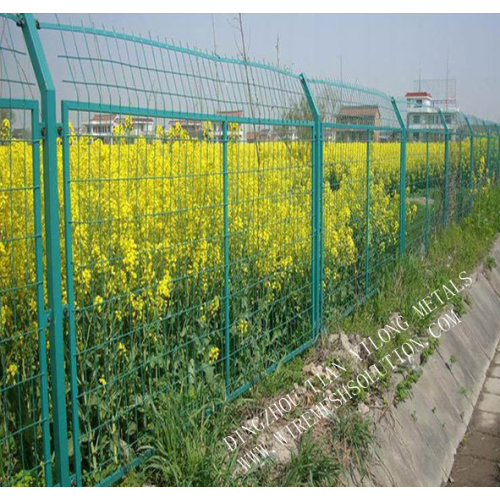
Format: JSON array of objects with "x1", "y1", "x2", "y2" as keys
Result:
[
  {"x1": 336, "y1": 105, "x2": 381, "y2": 142},
  {"x1": 246, "y1": 128, "x2": 277, "y2": 142},
  {"x1": 214, "y1": 110, "x2": 244, "y2": 141},
  {"x1": 405, "y1": 91, "x2": 460, "y2": 141},
  {"x1": 167, "y1": 118, "x2": 204, "y2": 139},
  {"x1": 168, "y1": 110, "x2": 244, "y2": 141},
  {"x1": 83, "y1": 114, "x2": 154, "y2": 141}
]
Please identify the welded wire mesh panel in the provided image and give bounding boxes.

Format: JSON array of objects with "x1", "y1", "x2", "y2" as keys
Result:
[
  {"x1": 395, "y1": 99, "x2": 446, "y2": 253},
  {"x1": 484, "y1": 122, "x2": 500, "y2": 183},
  {"x1": 369, "y1": 140, "x2": 402, "y2": 276},
  {"x1": 39, "y1": 20, "x2": 314, "y2": 484},
  {"x1": 0, "y1": 15, "x2": 50, "y2": 487},
  {"x1": 226, "y1": 129, "x2": 313, "y2": 393},
  {"x1": 405, "y1": 133, "x2": 446, "y2": 253},
  {"x1": 468, "y1": 115, "x2": 490, "y2": 192},
  {"x1": 321, "y1": 137, "x2": 369, "y2": 317},
  {"x1": 448, "y1": 114, "x2": 473, "y2": 223},
  {"x1": 40, "y1": 20, "x2": 310, "y2": 123},
  {"x1": 2, "y1": 13, "x2": 498, "y2": 489},
  {"x1": 307, "y1": 78, "x2": 402, "y2": 320},
  {"x1": 63, "y1": 113, "x2": 227, "y2": 484},
  {"x1": 0, "y1": 15, "x2": 38, "y2": 103}
]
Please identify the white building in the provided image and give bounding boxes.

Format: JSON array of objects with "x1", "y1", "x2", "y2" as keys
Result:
[
  {"x1": 83, "y1": 114, "x2": 154, "y2": 141},
  {"x1": 405, "y1": 92, "x2": 460, "y2": 142}
]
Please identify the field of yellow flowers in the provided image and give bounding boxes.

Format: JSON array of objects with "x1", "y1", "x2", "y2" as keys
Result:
[{"x1": 0, "y1": 118, "x2": 491, "y2": 484}]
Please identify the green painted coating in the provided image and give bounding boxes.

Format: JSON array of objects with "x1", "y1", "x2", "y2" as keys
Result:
[
  {"x1": 483, "y1": 120, "x2": 492, "y2": 178},
  {"x1": 19, "y1": 13, "x2": 71, "y2": 487},
  {"x1": 463, "y1": 115, "x2": 475, "y2": 209},
  {"x1": 222, "y1": 121, "x2": 231, "y2": 398},
  {"x1": 61, "y1": 101, "x2": 83, "y2": 486},
  {"x1": 62, "y1": 100, "x2": 313, "y2": 128},
  {"x1": 3, "y1": 13, "x2": 500, "y2": 487},
  {"x1": 0, "y1": 13, "x2": 18, "y2": 22},
  {"x1": 31, "y1": 101, "x2": 53, "y2": 487},
  {"x1": 425, "y1": 134, "x2": 430, "y2": 253},
  {"x1": 457, "y1": 135, "x2": 464, "y2": 223},
  {"x1": 391, "y1": 98, "x2": 407, "y2": 256},
  {"x1": 495, "y1": 124, "x2": 500, "y2": 182},
  {"x1": 438, "y1": 109, "x2": 450, "y2": 227},
  {"x1": 39, "y1": 21, "x2": 301, "y2": 80},
  {"x1": 365, "y1": 132, "x2": 371, "y2": 295},
  {"x1": 0, "y1": 98, "x2": 53, "y2": 486},
  {"x1": 300, "y1": 74, "x2": 322, "y2": 337},
  {"x1": 307, "y1": 76, "x2": 393, "y2": 101}
]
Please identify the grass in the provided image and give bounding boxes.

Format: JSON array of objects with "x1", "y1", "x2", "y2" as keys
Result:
[
  {"x1": 120, "y1": 185, "x2": 500, "y2": 487},
  {"x1": 395, "y1": 370, "x2": 421, "y2": 404},
  {"x1": 277, "y1": 431, "x2": 343, "y2": 487}
]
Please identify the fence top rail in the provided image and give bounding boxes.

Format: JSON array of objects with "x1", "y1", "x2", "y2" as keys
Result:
[
  {"x1": 0, "y1": 13, "x2": 18, "y2": 22},
  {"x1": 4, "y1": 14, "x2": 498, "y2": 135},
  {"x1": 39, "y1": 20, "x2": 300, "y2": 80},
  {"x1": 0, "y1": 14, "x2": 38, "y2": 101},
  {"x1": 483, "y1": 120, "x2": 500, "y2": 135},
  {"x1": 465, "y1": 114, "x2": 490, "y2": 136},
  {"x1": 304, "y1": 76, "x2": 401, "y2": 130},
  {"x1": 393, "y1": 99, "x2": 489, "y2": 137},
  {"x1": 34, "y1": 18, "x2": 319, "y2": 126}
]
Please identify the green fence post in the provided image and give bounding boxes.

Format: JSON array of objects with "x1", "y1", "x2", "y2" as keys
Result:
[
  {"x1": 300, "y1": 74, "x2": 322, "y2": 338},
  {"x1": 483, "y1": 120, "x2": 492, "y2": 179},
  {"x1": 61, "y1": 102, "x2": 82, "y2": 486},
  {"x1": 464, "y1": 115, "x2": 474, "y2": 211},
  {"x1": 365, "y1": 131, "x2": 371, "y2": 295},
  {"x1": 391, "y1": 98, "x2": 406, "y2": 256},
  {"x1": 495, "y1": 124, "x2": 500, "y2": 183},
  {"x1": 456, "y1": 133, "x2": 463, "y2": 223},
  {"x1": 30, "y1": 100, "x2": 53, "y2": 487},
  {"x1": 424, "y1": 133, "x2": 430, "y2": 253},
  {"x1": 222, "y1": 121, "x2": 231, "y2": 398},
  {"x1": 438, "y1": 109, "x2": 450, "y2": 227},
  {"x1": 19, "y1": 13, "x2": 71, "y2": 486}
]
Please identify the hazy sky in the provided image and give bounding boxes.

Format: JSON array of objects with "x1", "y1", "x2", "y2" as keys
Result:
[{"x1": 34, "y1": 13, "x2": 500, "y2": 121}]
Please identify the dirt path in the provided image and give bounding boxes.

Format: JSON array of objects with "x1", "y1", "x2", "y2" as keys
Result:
[{"x1": 448, "y1": 342, "x2": 500, "y2": 487}]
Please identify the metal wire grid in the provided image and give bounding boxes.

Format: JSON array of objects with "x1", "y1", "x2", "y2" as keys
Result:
[
  {"x1": 35, "y1": 19, "x2": 315, "y2": 484},
  {"x1": 63, "y1": 117, "x2": 229, "y2": 484},
  {"x1": 1, "y1": 12, "x2": 500, "y2": 487},
  {"x1": 405, "y1": 133, "x2": 446, "y2": 254},
  {"x1": 0, "y1": 15, "x2": 51, "y2": 487},
  {"x1": 306, "y1": 78, "x2": 402, "y2": 320},
  {"x1": 448, "y1": 113, "x2": 474, "y2": 224},
  {"x1": 40, "y1": 19, "x2": 311, "y2": 124}
]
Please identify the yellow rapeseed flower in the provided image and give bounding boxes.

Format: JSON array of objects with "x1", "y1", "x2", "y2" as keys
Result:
[
  {"x1": 94, "y1": 295, "x2": 104, "y2": 313},
  {"x1": 7, "y1": 363, "x2": 18, "y2": 380},
  {"x1": 208, "y1": 347, "x2": 220, "y2": 364}
]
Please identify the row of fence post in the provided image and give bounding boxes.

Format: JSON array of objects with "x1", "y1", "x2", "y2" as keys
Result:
[{"x1": 8, "y1": 12, "x2": 500, "y2": 487}]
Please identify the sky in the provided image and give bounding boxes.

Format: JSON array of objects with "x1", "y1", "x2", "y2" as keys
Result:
[{"x1": 26, "y1": 14, "x2": 500, "y2": 121}]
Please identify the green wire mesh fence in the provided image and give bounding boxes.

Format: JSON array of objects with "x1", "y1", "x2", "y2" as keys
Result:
[{"x1": 1, "y1": 13, "x2": 500, "y2": 486}]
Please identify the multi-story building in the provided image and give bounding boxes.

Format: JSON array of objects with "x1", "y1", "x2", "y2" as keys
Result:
[
  {"x1": 405, "y1": 91, "x2": 460, "y2": 141},
  {"x1": 83, "y1": 114, "x2": 154, "y2": 141}
]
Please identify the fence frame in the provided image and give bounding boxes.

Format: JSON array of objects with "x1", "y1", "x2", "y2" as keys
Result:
[
  {"x1": 0, "y1": 96, "x2": 53, "y2": 485},
  {"x1": 437, "y1": 109, "x2": 450, "y2": 227},
  {"x1": 2, "y1": 12, "x2": 500, "y2": 487},
  {"x1": 18, "y1": 13, "x2": 71, "y2": 486},
  {"x1": 299, "y1": 74, "x2": 323, "y2": 337},
  {"x1": 391, "y1": 98, "x2": 407, "y2": 255}
]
